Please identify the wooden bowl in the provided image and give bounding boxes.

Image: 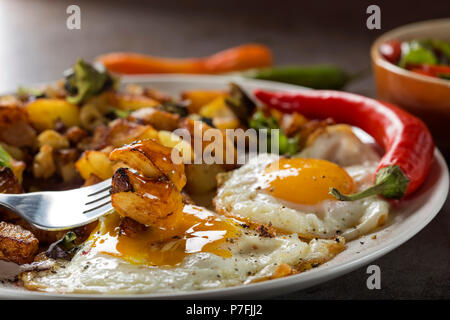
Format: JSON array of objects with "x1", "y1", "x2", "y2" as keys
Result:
[{"x1": 371, "y1": 19, "x2": 450, "y2": 146}]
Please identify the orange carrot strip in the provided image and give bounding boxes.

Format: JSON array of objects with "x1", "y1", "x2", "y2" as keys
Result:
[{"x1": 96, "y1": 44, "x2": 272, "y2": 75}]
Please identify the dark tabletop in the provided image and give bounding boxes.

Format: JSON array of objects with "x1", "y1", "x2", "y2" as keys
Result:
[{"x1": 1, "y1": 0, "x2": 449, "y2": 299}]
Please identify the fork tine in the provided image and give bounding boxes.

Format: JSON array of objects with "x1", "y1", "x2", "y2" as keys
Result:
[
  {"x1": 85, "y1": 193, "x2": 111, "y2": 205},
  {"x1": 88, "y1": 185, "x2": 111, "y2": 197},
  {"x1": 83, "y1": 199, "x2": 112, "y2": 214},
  {"x1": 83, "y1": 202, "x2": 114, "y2": 219}
]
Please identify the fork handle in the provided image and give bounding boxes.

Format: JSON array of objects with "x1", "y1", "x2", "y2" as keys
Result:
[
  {"x1": 0, "y1": 193, "x2": 24, "y2": 214},
  {"x1": 0, "y1": 193, "x2": 45, "y2": 228}
]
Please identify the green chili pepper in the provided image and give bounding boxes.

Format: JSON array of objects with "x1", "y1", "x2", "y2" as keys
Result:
[
  {"x1": 241, "y1": 65, "x2": 352, "y2": 90},
  {"x1": 330, "y1": 165, "x2": 410, "y2": 201}
]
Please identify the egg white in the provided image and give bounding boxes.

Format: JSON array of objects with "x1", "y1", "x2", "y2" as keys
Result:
[
  {"x1": 19, "y1": 125, "x2": 384, "y2": 294},
  {"x1": 20, "y1": 212, "x2": 344, "y2": 294},
  {"x1": 214, "y1": 128, "x2": 390, "y2": 241}
]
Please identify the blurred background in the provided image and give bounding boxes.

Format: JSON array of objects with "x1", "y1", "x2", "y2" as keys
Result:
[
  {"x1": 0, "y1": 0, "x2": 449, "y2": 298},
  {"x1": 0, "y1": 0, "x2": 449, "y2": 95}
]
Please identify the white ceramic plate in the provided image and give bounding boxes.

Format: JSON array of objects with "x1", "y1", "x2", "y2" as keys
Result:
[{"x1": 0, "y1": 75, "x2": 448, "y2": 299}]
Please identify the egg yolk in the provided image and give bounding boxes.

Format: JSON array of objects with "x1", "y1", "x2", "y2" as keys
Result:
[
  {"x1": 88, "y1": 205, "x2": 239, "y2": 267},
  {"x1": 264, "y1": 158, "x2": 354, "y2": 205}
]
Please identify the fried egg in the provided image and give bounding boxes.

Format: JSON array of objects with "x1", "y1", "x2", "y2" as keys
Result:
[
  {"x1": 19, "y1": 125, "x2": 383, "y2": 294},
  {"x1": 214, "y1": 127, "x2": 390, "y2": 240},
  {"x1": 20, "y1": 205, "x2": 344, "y2": 294}
]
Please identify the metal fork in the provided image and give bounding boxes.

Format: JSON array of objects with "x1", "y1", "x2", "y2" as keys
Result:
[{"x1": 0, "y1": 179, "x2": 113, "y2": 231}]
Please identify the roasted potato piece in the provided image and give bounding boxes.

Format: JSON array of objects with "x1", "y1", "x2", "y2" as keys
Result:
[
  {"x1": 54, "y1": 148, "x2": 80, "y2": 182},
  {"x1": 26, "y1": 98, "x2": 79, "y2": 131},
  {"x1": 178, "y1": 117, "x2": 237, "y2": 170},
  {"x1": 0, "y1": 209, "x2": 66, "y2": 245},
  {"x1": 107, "y1": 119, "x2": 158, "y2": 147},
  {"x1": 111, "y1": 92, "x2": 160, "y2": 110},
  {"x1": 83, "y1": 173, "x2": 102, "y2": 187},
  {"x1": 0, "y1": 221, "x2": 39, "y2": 264},
  {"x1": 110, "y1": 139, "x2": 186, "y2": 191},
  {"x1": 65, "y1": 126, "x2": 88, "y2": 145},
  {"x1": 157, "y1": 130, "x2": 193, "y2": 164},
  {"x1": 32, "y1": 145, "x2": 56, "y2": 179},
  {"x1": 280, "y1": 112, "x2": 308, "y2": 137},
  {"x1": 185, "y1": 163, "x2": 225, "y2": 194},
  {"x1": 199, "y1": 97, "x2": 240, "y2": 129},
  {"x1": 75, "y1": 150, "x2": 113, "y2": 180},
  {"x1": 181, "y1": 90, "x2": 228, "y2": 114},
  {"x1": 37, "y1": 130, "x2": 70, "y2": 149},
  {"x1": 128, "y1": 107, "x2": 180, "y2": 131},
  {"x1": 0, "y1": 167, "x2": 23, "y2": 193},
  {"x1": 111, "y1": 168, "x2": 183, "y2": 226},
  {"x1": 0, "y1": 105, "x2": 36, "y2": 147},
  {"x1": 143, "y1": 88, "x2": 171, "y2": 103},
  {"x1": 79, "y1": 103, "x2": 107, "y2": 131},
  {"x1": 119, "y1": 217, "x2": 147, "y2": 238}
]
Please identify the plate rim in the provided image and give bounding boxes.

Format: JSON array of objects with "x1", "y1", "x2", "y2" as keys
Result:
[{"x1": 0, "y1": 74, "x2": 448, "y2": 299}]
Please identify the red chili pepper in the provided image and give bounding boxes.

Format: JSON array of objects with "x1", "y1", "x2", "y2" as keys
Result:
[{"x1": 254, "y1": 89, "x2": 435, "y2": 200}]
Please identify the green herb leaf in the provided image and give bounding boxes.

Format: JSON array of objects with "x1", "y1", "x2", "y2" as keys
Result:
[
  {"x1": 399, "y1": 41, "x2": 438, "y2": 68},
  {"x1": 113, "y1": 108, "x2": 131, "y2": 119},
  {"x1": 249, "y1": 110, "x2": 278, "y2": 130},
  {"x1": 45, "y1": 231, "x2": 78, "y2": 260},
  {"x1": 17, "y1": 86, "x2": 45, "y2": 99},
  {"x1": 65, "y1": 59, "x2": 116, "y2": 105},
  {"x1": 249, "y1": 111, "x2": 299, "y2": 155},
  {"x1": 159, "y1": 101, "x2": 189, "y2": 117},
  {"x1": 429, "y1": 39, "x2": 450, "y2": 62},
  {"x1": 0, "y1": 145, "x2": 12, "y2": 169}
]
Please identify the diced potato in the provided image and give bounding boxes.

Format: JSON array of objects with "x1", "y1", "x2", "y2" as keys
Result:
[
  {"x1": 111, "y1": 168, "x2": 183, "y2": 227},
  {"x1": 58, "y1": 163, "x2": 78, "y2": 182},
  {"x1": 54, "y1": 149, "x2": 79, "y2": 182},
  {"x1": 33, "y1": 145, "x2": 56, "y2": 179},
  {"x1": 178, "y1": 118, "x2": 237, "y2": 170},
  {"x1": 0, "y1": 105, "x2": 36, "y2": 147},
  {"x1": 0, "y1": 167, "x2": 23, "y2": 193},
  {"x1": 128, "y1": 108, "x2": 179, "y2": 131},
  {"x1": 107, "y1": 119, "x2": 158, "y2": 147},
  {"x1": 136, "y1": 127, "x2": 159, "y2": 142},
  {"x1": 199, "y1": 97, "x2": 240, "y2": 129},
  {"x1": 181, "y1": 90, "x2": 229, "y2": 114},
  {"x1": 79, "y1": 104, "x2": 106, "y2": 131},
  {"x1": 110, "y1": 139, "x2": 186, "y2": 191},
  {"x1": 157, "y1": 130, "x2": 193, "y2": 164},
  {"x1": 26, "y1": 99, "x2": 80, "y2": 131},
  {"x1": 280, "y1": 112, "x2": 308, "y2": 137},
  {"x1": 11, "y1": 160, "x2": 26, "y2": 184},
  {"x1": 83, "y1": 174, "x2": 102, "y2": 187},
  {"x1": 185, "y1": 163, "x2": 226, "y2": 194},
  {"x1": 113, "y1": 93, "x2": 160, "y2": 110},
  {"x1": 37, "y1": 130, "x2": 70, "y2": 149},
  {"x1": 0, "y1": 221, "x2": 39, "y2": 264},
  {"x1": 75, "y1": 150, "x2": 113, "y2": 180}
]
